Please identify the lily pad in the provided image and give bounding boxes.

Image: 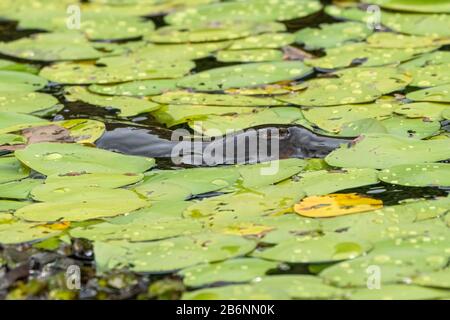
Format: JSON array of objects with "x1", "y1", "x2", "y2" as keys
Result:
[
  {"x1": 381, "y1": 116, "x2": 441, "y2": 139},
  {"x1": 0, "y1": 178, "x2": 42, "y2": 200},
  {"x1": 0, "y1": 220, "x2": 62, "y2": 245},
  {"x1": 0, "y1": 70, "x2": 47, "y2": 92},
  {"x1": 147, "y1": 22, "x2": 285, "y2": 43},
  {"x1": 362, "y1": 0, "x2": 450, "y2": 13},
  {"x1": 15, "y1": 142, "x2": 155, "y2": 175},
  {"x1": 0, "y1": 33, "x2": 115, "y2": 62},
  {"x1": 15, "y1": 188, "x2": 149, "y2": 222},
  {"x1": 179, "y1": 258, "x2": 278, "y2": 287},
  {"x1": 320, "y1": 236, "x2": 450, "y2": 287},
  {"x1": 394, "y1": 102, "x2": 450, "y2": 121},
  {"x1": 177, "y1": 61, "x2": 312, "y2": 91},
  {"x1": 64, "y1": 86, "x2": 160, "y2": 117},
  {"x1": 88, "y1": 79, "x2": 179, "y2": 97},
  {"x1": 367, "y1": 32, "x2": 450, "y2": 49},
  {"x1": 40, "y1": 59, "x2": 195, "y2": 85},
  {"x1": 349, "y1": 284, "x2": 450, "y2": 300},
  {"x1": 94, "y1": 233, "x2": 257, "y2": 273},
  {"x1": 0, "y1": 156, "x2": 30, "y2": 184},
  {"x1": 305, "y1": 43, "x2": 434, "y2": 69},
  {"x1": 229, "y1": 33, "x2": 295, "y2": 50},
  {"x1": 412, "y1": 269, "x2": 450, "y2": 289},
  {"x1": 252, "y1": 233, "x2": 372, "y2": 264},
  {"x1": 216, "y1": 49, "x2": 284, "y2": 63},
  {"x1": 151, "y1": 90, "x2": 286, "y2": 107},
  {"x1": 294, "y1": 193, "x2": 383, "y2": 218},
  {"x1": 325, "y1": 133, "x2": 450, "y2": 169},
  {"x1": 295, "y1": 21, "x2": 372, "y2": 50},
  {"x1": 165, "y1": 0, "x2": 322, "y2": 26},
  {"x1": 379, "y1": 163, "x2": 450, "y2": 187},
  {"x1": 0, "y1": 92, "x2": 59, "y2": 114},
  {"x1": 407, "y1": 84, "x2": 450, "y2": 102}
]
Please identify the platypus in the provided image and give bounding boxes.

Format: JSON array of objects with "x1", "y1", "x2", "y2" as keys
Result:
[{"x1": 96, "y1": 124, "x2": 352, "y2": 166}]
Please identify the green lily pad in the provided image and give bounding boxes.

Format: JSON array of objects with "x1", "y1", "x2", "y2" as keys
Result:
[
  {"x1": 0, "y1": 156, "x2": 29, "y2": 184},
  {"x1": 412, "y1": 269, "x2": 450, "y2": 289},
  {"x1": 0, "y1": 92, "x2": 59, "y2": 114},
  {"x1": 379, "y1": 163, "x2": 450, "y2": 187},
  {"x1": 216, "y1": 49, "x2": 284, "y2": 63},
  {"x1": 190, "y1": 107, "x2": 304, "y2": 136},
  {"x1": 0, "y1": 178, "x2": 42, "y2": 200},
  {"x1": 40, "y1": 59, "x2": 195, "y2": 84},
  {"x1": 64, "y1": 86, "x2": 160, "y2": 117},
  {"x1": 0, "y1": 70, "x2": 47, "y2": 92},
  {"x1": 15, "y1": 142, "x2": 155, "y2": 175},
  {"x1": 15, "y1": 188, "x2": 149, "y2": 222},
  {"x1": 177, "y1": 61, "x2": 312, "y2": 91},
  {"x1": 295, "y1": 168, "x2": 379, "y2": 196},
  {"x1": 165, "y1": 0, "x2": 322, "y2": 26},
  {"x1": 407, "y1": 84, "x2": 450, "y2": 102},
  {"x1": 183, "y1": 182, "x2": 305, "y2": 219},
  {"x1": 0, "y1": 112, "x2": 47, "y2": 133},
  {"x1": 295, "y1": 21, "x2": 372, "y2": 50},
  {"x1": 88, "y1": 79, "x2": 179, "y2": 97},
  {"x1": 152, "y1": 104, "x2": 256, "y2": 127},
  {"x1": 134, "y1": 167, "x2": 239, "y2": 201},
  {"x1": 362, "y1": 0, "x2": 450, "y2": 13},
  {"x1": 151, "y1": 90, "x2": 286, "y2": 107},
  {"x1": 183, "y1": 275, "x2": 343, "y2": 300},
  {"x1": 305, "y1": 43, "x2": 434, "y2": 69},
  {"x1": 94, "y1": 233, "x2": 257, "y2": 273},
  {"x1": 0, "y1": 133, "x2": 26, "y2": 146},
  {"x1": 367, "y1": 32, "x2": 450, "y2": 49},
  {"x1": 325, "y1": 133, "x2": 450, "y2": 169},
  {"x1": 381, "y1": 116, "x2": 441, "y2": 139},
  {"x1": 179, "y1": 258, "x2": 278, "y2": 287},
  {"x1": 320, "y1": 235, "x2": 450, "y2": 287},
  {"x1": 302, "y1": 101, "x2": 396, "y2": 133},
  {"x1": 31, "y1": 172, "x2": 143, "y2": 202},
  {"x1": 229, "y1": 33, "x2": 295, "y2": 50},
  {"x1": 0, "y1": 199, "x2": 29, "y2": 212},
  {"x1": 278, "y1": 67, "x2": 410, "y2": 107},
  {"x1": 408, "y1": 63, "x2": 450, "y2": 87},
  {"x1": 147, "y1": 22, "x2": 285, "y2": 43},
  {"x1": 253, "y1": 233, "x2": 372, "y2": 264},
  {"x1": 443, "y1": 108, "x2": 450, "y2": 120},
  {"x1": 0, "y1": 33, "x2": 113, "y2": 62},
  {"x1": 394, "y1": 102, "x2": 450, "y2": 121},
  {"x1": 0, "y1": 220, "x2": 62, "y2": 245}
]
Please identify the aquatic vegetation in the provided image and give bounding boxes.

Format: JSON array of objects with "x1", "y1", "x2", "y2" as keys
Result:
[{"x1": 0, "y1": 0, "x2": 449, "y2": 301}]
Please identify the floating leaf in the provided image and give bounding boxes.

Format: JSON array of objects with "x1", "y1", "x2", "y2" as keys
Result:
[
  {"x1": 179, "y1": 258, "x2": 278, "y2": 287},
  {"x1": 15, "y1": 188, "x2": 148, "y2": 222},
  {"x1": 165, "y1": 0, "x2": 322, "y2": 26},
  {"x1": 379, "y1": 163, "x2": 450, "y2": 187},
  {"x1": 394, "y1": 102, "x2": 450, "y2": 121},
  {"x1": 253, "y1": 233, "x2": 372, "y2": 263},
  {"x1": 151, "y1": 90, "x2": 286, "y2": 106},
  {"x1": 0, "y1": 70, "x2": 47, "y2": 92},
  {"x1": 216, "y1": 49, "x2": 284, "y2": 63},
  {"x1": 0, "y1": 178, "x2": 42, "y2": 200},
  {"x1": 295, "y1": 21, "x2": 371, "y2": 50},
  {"x1": 0, "y1": 156, "x2": 29, "y2": 184},
  {"x1": 294, "y1": 168, "x2": 379, "y2": 196},
  {"x1": 305, "y1": 43, "x2": 433, "y2": 69},
  {"x1": 294, "y1": 193, "x2": 382, "y2": 218},
  {"x1": 0, "y1": 92, "x2": 59, "y2": 114},
  {"x1": 362, "y1": 0, "x2": 450, "y2": 13},
  {"x1": 407, "y1": 84, "x2": 450, "y2": 102},
  {"x1": 177, "y1": 61, "x2": 312, "y2": 91},
  {"x1": 325, "y1": 133, "x2": 450, "y2": 169},
  {"x1": 88, "y1": 79, "x2": 179, "y2": 97},
  {"x1": 94, "y1": 233, "x2": 257, "y2": 273},
  {"x1": 15, "y1": 142, "x2": 155, "y2": 175},
  {"x1": 40, "y1": 59, "x2": 195, "y2": 85},
  {"x1": 381, "y1": 116, "x2": 441, "y2": 139},
  {"x1": 147, "y1": 22, "x2": 285, "y2": 43},
  {"x1": 0, "y1": 220, "x2": 62, "y2": 244},
  {"x1": 412, "y1": 269, "x2": 450, "y2": 289},
  {"x1": 229, "y1": 33, "x2": 295, "y2": 50},
  {"x1": 183, "y1": 275, "x2": 343, "y2": 300},
  {"x1": 64, "y1": 86, "x2": 160, "y2": 117},
  {"x1": 367, "y1": 32, "x2": 450, "y2": 49}
]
